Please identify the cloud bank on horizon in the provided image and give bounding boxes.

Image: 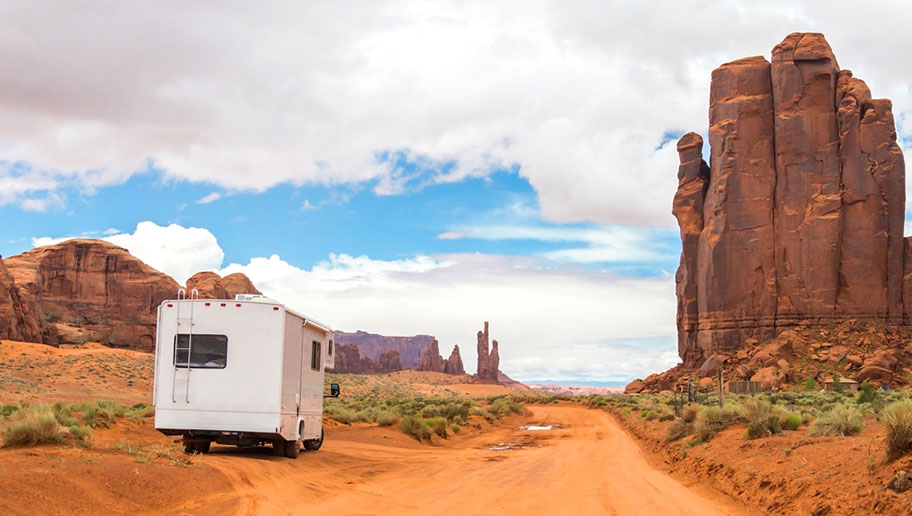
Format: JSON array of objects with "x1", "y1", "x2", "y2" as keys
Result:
[{"x1": 5, "y1": 1, "x2": 912, "y2": 382}]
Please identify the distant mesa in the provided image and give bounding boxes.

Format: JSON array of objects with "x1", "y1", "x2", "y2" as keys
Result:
[
  {"x1": 629, "y1": 32, "x2": 910, "y2": 393},
  {"x1": 0, "y1": 238, "x2": 261, "y2": 351}
]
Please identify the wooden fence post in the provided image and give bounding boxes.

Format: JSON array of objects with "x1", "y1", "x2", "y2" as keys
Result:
[{"x1": 717, "y1": 368, "x2": 724, "y2": 407}]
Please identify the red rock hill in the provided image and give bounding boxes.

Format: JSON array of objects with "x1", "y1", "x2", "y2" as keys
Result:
[{"x1": 0, "y1": 239, "x2": 261, "y2": 351}]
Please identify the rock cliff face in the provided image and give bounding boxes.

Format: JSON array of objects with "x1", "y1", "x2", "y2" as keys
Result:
[
  {"x1": 476, "y1": 321, "x2": 500, "y2": 383},
  {"x1": 185, "y1": 271, "x2": 262, "y2": 299},
  {"x1": 418, "y1": 339, "x2": 465, "y2": 375},
  {"x1": 4, "y1": 239, "x2": 181, "y2": 350},
  {"x1": 673, "y1": 33, "x2": 906, "y2": 369},
  {"x1": 333, "y1": 343, "x2": 403, "y2": 373},
  {"x1": 333, "y1": 331, "x2": 435, "y2": 369},
  {"x1": 0, "y1": 255, "x2": 41, "y2": 342},
  {"x1": 1, "y1": 239, "x2": 262, "y2": 350}
]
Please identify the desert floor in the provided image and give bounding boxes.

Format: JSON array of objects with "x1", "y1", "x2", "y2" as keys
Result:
[{"x1": 0, "y1": 340, "x2": 746, "y2": 515}]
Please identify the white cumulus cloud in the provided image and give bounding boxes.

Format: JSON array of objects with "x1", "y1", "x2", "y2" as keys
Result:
[{"x1": 2, "y1": 1, "x2": 910, "y2": 224}]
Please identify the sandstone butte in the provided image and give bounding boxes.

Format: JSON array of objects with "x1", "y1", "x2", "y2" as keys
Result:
[
  {"x1": 0, "y1": 239, "x2": 260, "y2": 351},
  {"x1": 629, "y1": 33, "x2": 909, "y2": 393},
  {"x1": 476, "y1": 321, "x2": 500, "y2": 383}
]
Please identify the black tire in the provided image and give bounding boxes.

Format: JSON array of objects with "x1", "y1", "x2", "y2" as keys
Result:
[
  {"x1": 284, "y1": 437, "x2": 301, "y2": 458},
  {"x1": 272, "y1": 438, "x2": 285, "y2": 457},
  {"x1": 303, "y1": 428, "x2": 324, "y2": 451},
  {"x1": 197, "y1": 440, "x2": 211, "y2": 454},
  {"x1": 183, "y1": 440, "x2": 195, "y2": 454}
]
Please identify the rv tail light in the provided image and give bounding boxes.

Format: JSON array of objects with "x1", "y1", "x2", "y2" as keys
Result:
[
  {"x1": 167, "y1": 304, "x2": 173, "y2": 308},
  {"x1": 236, "y1": 303, "x2": 241, "y2": 307},
  {"x1": 205, "y1": 302, "x2": 211, "y2": 306},
  {"x1": 273, "y1": 306, "x2": 279, "y2": 311},
  {"x1": 220, "y1": 303, "x2": 226, "y2": 307}
]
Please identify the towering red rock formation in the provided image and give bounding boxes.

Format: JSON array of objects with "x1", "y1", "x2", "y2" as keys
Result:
[
  {"x1": 445, "y1": 344, "x2": 465, "y2": 375},
  {"x1": 418, "y1": 339, "x2": 466, "y2": 375},
  {"x1": 673, "y1": 33, "x2": 907, "y2": 367},
  {"x1": 418, "y1": 339, "x2": 447, "y2": 372},
  {"x1": 0, "y1": 255, "x2": 41, "y2": 342},
  {"x1": 4, "y1": 239, "x2": 181, "y2": 350},
  {"x1": 476, "y1": 321, "x2": 500, "y2": 382},
  {"x1": 673, "y1": 133, "x2": 709, "y2": 365}
]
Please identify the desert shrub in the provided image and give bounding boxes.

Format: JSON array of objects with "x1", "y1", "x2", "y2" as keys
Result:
[
  {"x1": 400, "y1": 415, "x2": 431, "y2": 441},
  {"x1": 126, "y1": 402, "x2": 155, "y2": 419},
  {"x1": 694, "y1": 404, "x2": 742, "y2": 442},
  {"x1": 857, "y1": 381, "x2": 878, "y2": 404},
  {"x1": 809, "y1": 404, "x2": 864, "y2": 437},
  {"x1": 803, "y1": 377, "x2": 818, "y2": 391},
  {"x1": 67, "y1": 424, "x2": 92, "y2": 446},
  {"x1": 489, "y1": 398, "x2": 525, "y2": 417},
  {"x1": 1, "y1": 411, "x2": 66, "y2": 447},
  {"x1": 53, "y1": 404, "x2": 79, "y2": 427},
  {"x1": 375, "y1": 410, "x2": 399, "y2": 427},
  {"x1": 0, "y1": 405, "x2": 18, "y2": 419},
  {"x1": 327, "y1": 406, "x2": 358, "y2": 425},
  {"x1": 742, "y1": 399, "x2": 783, "y2": 440},
  {"x1": 451, "y1": 423, "x2": 461, "y2": 434},
  {"x1": 427, "y1": 418, "x2": 448, "y2": 439},
  {"x1": 680, "y1": 405, "x2": 698, "y2": 424},
  {"x1": 666, "y1": 418, "x2": 692, "y2": 442},
  {"x1": 784, "y1": 413, "x2": 802, "y2": 431},
  {"x1": 882, "y1": 400, "x2": 912, "y2": 460}
]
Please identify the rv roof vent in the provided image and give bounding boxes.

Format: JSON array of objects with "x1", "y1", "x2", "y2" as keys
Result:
[{"x1": 235, "y1": 294, "x2": 266, "y2": 301}]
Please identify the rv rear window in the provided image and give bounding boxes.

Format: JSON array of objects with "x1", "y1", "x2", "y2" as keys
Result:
[
  {"x1": 173, "y1": 334, "x2": 228, "y2": 369},
  {"x1": 311, "y1": 341, "x2": 321, "y2": 371}
]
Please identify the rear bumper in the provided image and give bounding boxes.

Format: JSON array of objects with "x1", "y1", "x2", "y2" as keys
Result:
[{"x1": 154, "y1": 408, "x2": 280, "y2": 435}]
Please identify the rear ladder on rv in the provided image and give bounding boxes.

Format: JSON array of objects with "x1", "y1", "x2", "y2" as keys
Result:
[{"x1": 171, "y1": 288, "x2": 199, "y2": 403}]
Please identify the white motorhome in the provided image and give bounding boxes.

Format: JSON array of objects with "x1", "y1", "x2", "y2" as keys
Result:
[{"x1": 153, "y1": 291, "x2": 339, "y2": 458}]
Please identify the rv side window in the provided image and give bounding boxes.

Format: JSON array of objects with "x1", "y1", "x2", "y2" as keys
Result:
[
  {"x1": 328, "y1": 340, "x2": 333, "y2": 356},
  {"x1": 311, "y1": 341, "x2": 321, "y2": 371},
  {"x1": 173, "y1": 334, "x2": 228, "y2": 369}
]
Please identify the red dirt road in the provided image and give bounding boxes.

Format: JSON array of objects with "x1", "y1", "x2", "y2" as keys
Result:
[{"x1": 206, "y1": 405, "x2": 748, "y2": 515}]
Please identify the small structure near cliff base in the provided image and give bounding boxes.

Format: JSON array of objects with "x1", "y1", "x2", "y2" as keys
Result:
[{"x1": 629, "y1": 32, "x2": 912, "y2": 393}]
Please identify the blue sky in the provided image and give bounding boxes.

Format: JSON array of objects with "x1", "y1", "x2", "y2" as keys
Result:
[{"x1": 1, "y1": 1, "x2": 911, "y2": 383}]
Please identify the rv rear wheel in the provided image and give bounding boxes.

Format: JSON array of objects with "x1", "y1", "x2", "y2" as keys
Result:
[
  {"x1": 284, "y1": 437, "x2": 301, "y2": 458},
  {"x1": 303, "y1": 428, "x2": 324, "y2": 451},
  {"x1": 197, "y1": 440, "x2": 211, "y2": 454}
]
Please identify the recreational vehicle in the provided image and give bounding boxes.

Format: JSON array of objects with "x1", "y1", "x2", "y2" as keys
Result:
[{"x1": 153, "y1": 291, "x2": 339, "y2": 458}]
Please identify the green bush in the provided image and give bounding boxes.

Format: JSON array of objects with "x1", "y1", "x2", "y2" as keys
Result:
[
  {"x1": 400, "y1": 415, "x2": 431, "y2": 441},
  {"x1": 0, "y1": 404, "x2": 18, "y2": 419},
  {"x1": 784, "y1": 413, "x2": 802, "y2": 431},
  {"x1": 809, "y1": 404, "x2": 864, "y2": 437},
  {"x1": 803, "y1": 377, "x2": 818, "y2": 392},
  {"x1": 742, "y1": 399, "x2": 783, "y2": 440},
  {"x1": 428, "y1": 418, "x2": 448, "y2": 439},
  {"x1": 451, "y1": 423, "x2": 461, "y2": 434},
  {"x1": 375, "y1": 410, "x2": 399, "y2": 427},
  {"x1": 857, "y1": 381, "x2": 878, "y2": 404},
  {"x1": 1, "y1": 412, "x2": 66, "y2": 447},
  {"x1": 882, "y1": 400, "x2": 912, "y2": 460}
]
